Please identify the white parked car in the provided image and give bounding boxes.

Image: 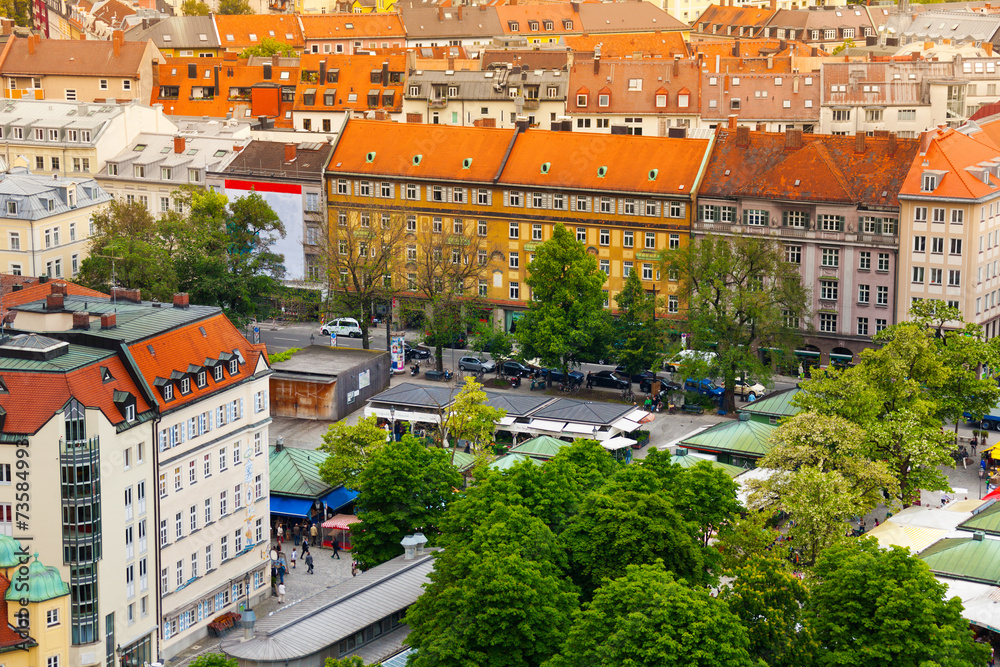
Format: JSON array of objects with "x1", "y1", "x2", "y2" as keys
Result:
[
  {"x1": 320, "y1": 317, "x2": 362, "y2": 338},
  {"x1": 663, "y1": 350, "x2": 717, "y2": 373},
  {"x1": 734, "y1": 377, "x2": 766, "y2": 401}
]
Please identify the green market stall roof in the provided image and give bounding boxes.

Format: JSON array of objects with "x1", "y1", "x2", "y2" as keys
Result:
[
  {"x1": 680, "y1": 418, "x2": 777, "y2": 459},
  {"x1": 509, "y1": 435, "x2": 570, "y2": 459},
  {"x1": 738, "y1": 387, "x2": 802, "y2": 421},
  {"x1": 959, "y1": 500, "x2": 1000, "y2": 536},
  {"x1": 919, "y1": 536, "x2": 1000, "y2": 585},
  {"x1": 268, "y1": 445, "x2": 357, "y2": 516},
  {"x1": 670, "y1": 448, "x2": 747, "y2": 477},
  {"x1": 490, "y1": 453, "x2": 543, "y2": 470}
]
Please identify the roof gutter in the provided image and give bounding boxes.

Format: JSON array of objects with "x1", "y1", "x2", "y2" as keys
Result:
[{"x1": 492, "y1": 125, "x2": 521, "y2": 184}]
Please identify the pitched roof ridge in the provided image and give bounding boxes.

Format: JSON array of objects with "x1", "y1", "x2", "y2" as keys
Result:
[{"x1": 812, "y1": 140, "x2": 858, "y2": 201}]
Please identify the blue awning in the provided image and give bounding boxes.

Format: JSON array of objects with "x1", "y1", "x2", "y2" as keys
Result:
[
  {"x1": 320, "y1": 486, "x2": 358, "y2": 512},
  {"x1": 270, "y1": 495, "x2": 314, "y2": 517}
]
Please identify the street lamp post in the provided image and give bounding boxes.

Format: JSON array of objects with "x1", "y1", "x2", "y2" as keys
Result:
[{"x1": 390, "y1": 406, "x2": 396, "y2": 442}]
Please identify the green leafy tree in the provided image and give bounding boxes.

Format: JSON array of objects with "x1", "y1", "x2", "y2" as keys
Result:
[
  {"x1": 720, "y1": 556, "x2": 816, "y2": 667},
  {"x1": 440, "y1": 378, "x2": 505, "y2": 462},
  {"x1": 562, "y1": 486, "x2": 705, "y2": 597},
  {"x1": 317, "y1": 415, "x2": 388, "y2": 489},
  {"x1": 671, "y1": 460, "x2": 742, "y2": 547},
  {"x1": 471, "y1": 320, "x2": 514, "y2": 377},
  {"x1": 351, "y1": 435, "x2": 461, "y2": 568},
  {"x1": 406, "y1": 505, "x2": 579, "y2": 667},
  {"x1": 219, "y1": 0, "x2": 254, "y2": 14},
  {"x1": 613, "y1": 268, "x2": 665, "y2": 376},
  {"x1": 517, "y1": 223, "x2": 610, "y2": 378},
  {"x1": 324, "y1": 658, "x2": 367, "y2": 667},
  {"x1": 748, "y1": 413, "x2": 896, "y2": 563},
  {"x1": 0, "y1": 0, "x2": 31, "y2": 25},
  {"x1": 79, "y1": 199, "x2": 179, "y2": 301},
  {"x1": 806, "y1": 540, "x2": 989, "y2": 667},
  {"x1": 662, "y1": 234, "x2": 809, "y2": 412},
  {"x1": 714, "y1": 512, "x2": 783, "y2": 572},
  {"x1": 181, "y1": 0, "x2": 210, "y2": 14},
  {"x1": 191, "y1": 655, "x2": 239, "y2": 667},
  {"x1": 795, "y1": 313, "x2": 982, "y2": 507},
  {"x1": 545, "y1": 562, "x2": 754, "y2": 667}
]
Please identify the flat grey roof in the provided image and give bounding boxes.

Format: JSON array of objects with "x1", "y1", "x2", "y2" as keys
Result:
[{"x1": 271, "y1": 345, "x2": 388, "y2": 378}]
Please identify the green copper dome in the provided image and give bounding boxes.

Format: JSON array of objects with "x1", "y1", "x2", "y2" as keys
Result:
[
  {"x1": 5, "y1": 555, "x2": 69, "y2": 603},
  {"x1": 0, "y1": 535, "x2": 25, "y2": 569}
]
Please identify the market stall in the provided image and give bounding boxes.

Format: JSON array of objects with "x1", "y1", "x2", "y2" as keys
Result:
[{"x1": 321, "y1": 514, "x2": 361, "y2": 551}]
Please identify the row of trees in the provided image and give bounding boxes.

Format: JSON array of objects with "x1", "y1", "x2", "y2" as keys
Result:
[
  {"x1": 324, "y1": 422, "x2": 987, "y2": 667},
  {"x1": 78, "y1": 189, "x2": 286, "y2": 326}
]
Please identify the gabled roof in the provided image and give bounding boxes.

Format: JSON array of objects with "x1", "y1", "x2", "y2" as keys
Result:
[
  {"x1": 530, "y1": 397, "x2": 633, "y2": 425},
  {"x1": 490, "y1": 452, "x2": 541, "y2": 470},
  {"x1": 768, "y1": 5, "x2": 875, "y2": 31},
  {"x1": 509, "y1": 434, "x2": 568, "y2": 459},
  {"x1": 326, "y1": 119, "x2": 517, "y2": 184},
  {"x1": 681, "y1": 419, "x2": 777, "y2": 458},
  {"x1": 919, "y1": 537, "x2": 1000, "y2": 585},
  {"x1": 127, "y1": 311, "x2": 267, "y2": 412},
  {"x1": 292, "y1": 53, "x2": 406, "y2": 114},
  {"x1": 899, "y1": 126, "x2": 1000, "y2": 201},
  {"x1": 564, "y1": 31, "x2": 688, "y2": 58},
  {"x1": 367, "y1": 381, "x2": 455, "y2": 408},
  {"x1": 497, "y1": 129, "x2": 710, "y2": 196},
  {"x1": 568, "y1": 56, "x2": 701, "y2": 115},
  {"x1": 693, "y1": 4, "x2": 777, "y2": 32},
  {"x1": 299, "y1": 13, "x2": 405, "y2": 40},
  {"x1": 738, "y1": 387, "x2": 801, "y2": 419},
  {"x1": 398, "y1": 5, "x2": 504, "y2": 40},
  {"x1": 958, "y1": 501, "x2": 1000, "y2": 536},
  {"x1": 670, "y1": 451, "x2": 747, "y2": 477},
  {"x1": 91, "y1": 0, "x2": 135, "y2": 27},
  {"x1": 0, "y1": 280, "x2": 105, "y2": 318},
  {"x1": 691, "y1": 38, "x2": 822, "y2": 59},
  {"x1": 0, "y1": 36, "x2": 149, "y2": 77},
  {"x1": 577, "y1": 1, "x2": 687, "y2": 33},
  {"x1": 214, "y1": 14, "x2": 305, "y2": 49},
  {"x1": 701, "y1": 128, "x2": 921, "y2": 207},
  {"x1": 269, "y1": 445, "x2": 334, "y2": 498},
  {"x1": 495, "y1": 3, "x2": 579, "y2": 34},
  {"x1": 124, "y1": 15, "x2": 221, "y2": 49}
]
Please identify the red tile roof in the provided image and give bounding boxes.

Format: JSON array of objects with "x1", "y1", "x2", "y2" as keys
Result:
[
  {"x1": 498, "y1": 129, "x2": 710, "y2": 195},
  {"x1": 693, "y1": 4, "x2": 777, "y2": 34},
  {"x1": 564, "y1": 31, "x2": 688, "y2": 58},
  {"x1": 0, "y1": 576, "x2": 30, "y2": 649},
  {"x1": 568, "y1": 57, "x2": 701, "y2": 115},
  {"x1": 214, "y1": 15, "x2": 305, "y2": 50},
  {"x1": 0, "y1": 280, "x2": 106, "y2": 318},
  {"x1": 691, "y1": 38, "x2": 826, "y2": 59},
  {"x1": 299, "y1": 13, "x2": 405, "y2": 40},
  {"x1": 292, "y1": 53, "x2": 406, "y2": 114},
  {"x1": 0, "y1": 354, "x2": 153, "y2": 434},
  {"x1": 127, "y1": 312, "x2": 266, "y2": 413},
  {"x1": 327, "y1": 119, "x2": 517, "y2": 183},
  {"x1": 495, "y1": 3, "x2": 579, "y2": 35},
  {"x1": 0, "y1": 36, "x2": 149, "y2": 77},
  {"x1": 702, "y1": 128, "x2": 921, "y2": 207},
  {"x1": 899, "y1": 126, "x2": 1000, "y2": 200}
]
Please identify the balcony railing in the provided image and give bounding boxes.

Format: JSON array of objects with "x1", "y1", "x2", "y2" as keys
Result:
[{"x1": 428, "y1": 97, "x2": 448, "y2": 108}]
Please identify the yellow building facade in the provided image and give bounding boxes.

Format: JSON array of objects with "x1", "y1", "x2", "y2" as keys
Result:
[{"x1": 325, "y1": 119, "x2": 712, "y2": 329}]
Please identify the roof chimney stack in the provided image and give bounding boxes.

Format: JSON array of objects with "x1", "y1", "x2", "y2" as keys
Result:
[
  {"x1": 727, "y1": 114, "x2": 738, "y2": 130},
  {"x1": 111, "y1": 287, "x2": 141, "y2": 303},
  {"x1": 173, "y1": 292, "x2": 190, "y2": 309},
  {"x1": 72, "y1": 312, "x2": 90, "y2": 329},
  {"x1": 113, "y1": 30, "x2": 123, "y2": 57},
  {"x1": 174, "y1": 135, "x2": 185, "y2": 154},
  {"x1": 285, "y1": 143, "x2": 296, "y2": 162},
  {"x1": 855, "y1": 131, "x2": 866, "y2": 153},
  {"x1": 888, "y1": 131, "x2": 897, "y2": 155},
  {"x1": 101, "y1": 313, "x2": 116, "y2": 329},
  {"x1": 736, "y1": 125, "x2": 750, "y2": 147},
  {"x1": 50, "y1": 282, "x2": 67, "y2": 295},
  {"x1": 785, "y1": 128, "x2": 803, "y2": 151},
  {"x1": 45, "y1": 293, "x2": 64, "y2": 310},
  {"x1": 27, "y1": 34, "x2": 36, "y2": 55}
]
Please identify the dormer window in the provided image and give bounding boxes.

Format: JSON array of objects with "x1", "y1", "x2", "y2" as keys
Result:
[
  {"x1": 162, "y1": 384, "x2": 174, "y2": 401},
  {"x1": 125, "y1": 404, "x2": 135, "y2": 422},
  {"x1": 922, "y1": 174, "x2": 938, "y2": 191},
  {"x1": 598, "y1": 93, "x2": 610, "y2": 107},
  {"x1": 508, "y1": 21, "x2": 519, "y2": 31},
  {"x1": 180, "y1": 377, "x2": 191, "y2": 394},
  {"x1": 228, "y1": 358, "x2": 239, "y2": 375},
  {"x1": 528, "y1": 21, "x2": 538, "y2": 31},
  {"x1": 197, "y1": 370, "x2": 207, "y2": 387},
  {"x1": 577, "y1": 93, "x2": 587, "y2": 106},
  {"x1": 214, "y1": 365, "x2": 224, "y2": 381},
  {"x1": 543, "y1": 20, "x2": 553, "y2": 30}
]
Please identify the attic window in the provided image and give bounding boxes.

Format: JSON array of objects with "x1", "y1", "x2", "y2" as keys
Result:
[
  {"x1": 922, "y1": 174, "x2": 938, "y2": 192},
  {"x1": 213, "y1": 150, "x2": 227, "y2": 157},
  {"x1": 249, "y1": 33, "x2": 258, "y2": 41},
  {"x1": 345, "y1": 22, "x2": 353, "y2": 28},
  {"x1": 101, "y1": 366, "x2": 114, "y2": 383},
  {"x1": 147, "y1": 344, "x2": 155, "y2": 356},
  {"x1": 462, "y1": 157, "x2": 472, "y2": 169},
  {"x1": 162, "y1": 34, "x2": 172, "y2": 42},
  {"x1": 412, "y1": 154, "x2": 423, "y2": 166},
  {"x1": 226, "y1": 34, "x2": 235, "y2": 41},
  {"x1": 199, "y1": 326, "x2": 207, "y2": 337},
  {"x1": 198, "y1": 34, "x2": 208, "y2": 41},
  {"x1": 268, "y1": 30, "x2": 275, "y2": 36},
  {"x1": 597, "y1": 165, "x2": 607, "y2": 178},
  {"x1": 794, "y1": 179, "x2": 801, "y2": 186},
  {"x1": 133, "y1": 144, "x2": 146, "y2": 151},
  {"x1": 540, "y1": 162, "x2": 551, "y2": 174},
  {"x1": 366, "y1": 151, "x2": 376, "y2": 163},
  {"x1": 0, "y1": 376, "x2": 8, "y2": 393}
]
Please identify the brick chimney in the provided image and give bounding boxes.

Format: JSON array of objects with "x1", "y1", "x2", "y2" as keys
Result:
[
  {"x1": 101, "y1": 313, "x2": 116, "y2": 329},
  {"x1": 72, "y1": 312, "x2": 90, "y2": 329},
  {"x1": 888, "y1": 131, "x2": 897, "y2": 155},
  {"x1": 785, "y1": 128, "x2": 803, "y2": 151},
  {"x1": 457, "y1": 4, "x2": 462, "y2": 20},
  {"x1": 438, "y1": 5, "x2": 443, "y2": 20},
  {"x1": 27, "y1": 34, "x2": 37, "y2": 55},
  {"x1": 756, "y1": 122, "x2": 767, "y2": 132},
  {"x1": 50, "y1": 282, "x2": 67, "y2": 295},
  {"x1": 174, "y1": 135, "x2": 186, "y2": 154},
  {"x1": 285, "y1": 143, "x2": 296, "y2": 162},
  {"x1": 173, "y1": 292, "x2": 190, "y2": 309},
  {"x1": 46, "y1": 293, "x2": 64, "y2": 310},
  {"x1": 113, "y1": 30, "x2": 123, "y2": 57},
  {"x1": 736, "y1": 125, "x2": 750, "y2": 147},
  {"x1": 406, "y1": 112, "x2": 424, "y2": 123},
  {"x1": 919, "y1": 129, "x2": 935, "y2": 155},
  {"x1": 855, "y1": 131, "x2": 866, "y2": 153},
  {"x1": 112, "y1": 287, "x2": 141, "y2": 303},
  {"x1": 727, "y1": 114, "x2": 738, "y2": 130}
]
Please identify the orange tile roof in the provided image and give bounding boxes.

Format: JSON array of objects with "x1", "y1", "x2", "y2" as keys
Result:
[
  {"x1": 327, "y1": 119, "x2": 517, "y2": 183},
  {"x1": 495, "y1": 3, "x2": 579, "y2": 34},
  {"x1": 0, "y1": 355, "x2": 153, "y2": 434},
  {"x1": 498, "y1": 130, "x2": 710, "y2": 195},
  {"x1": 568, "y1": 57, "x2": 702, "y2": 115},
  {"x1": 127, "y1": 312, "x2": 266, "y2": 413},
  {"x1": 0, "y1": 36, "x2": 149, "y2": 77},
  {"x1": 293, "y1": 53, "x2": 406, "y2": 114},
  {"x1": 214, "y1": 15, "x2": 305, "y2": 49},
  {"x1": 564, "y1": 32, "x2": 688, "y2": 58},
  {"x1": 691, "y1": 37, "x2": 825, "y2": 59},
  {"x1": 299, "y1": 13, "x2": 405, "y2": 40},
  {"x1": 899, "y1": 127, "x2": 1000, "y2": 200},
  {"x1": 702, "y1": 128, "x2": 920, "y2": 207},
  {"x1": 693, "y1": 4, "x2": 777, "y2": 32}
]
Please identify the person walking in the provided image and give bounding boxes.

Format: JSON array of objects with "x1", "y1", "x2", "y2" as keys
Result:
[
  {"x1": 305, "y1": 552, "x2": 314, "y2": 574},
  {"x1": 310, "y1": 523, "x2": 318, "y2": 546},
  {"x1": 276, "y1": 522, "x2": 284, "y2": 545},
  {"x1": 586, "y1": 372, "x2": 594, "y2": 390},
  {"x1": 292, "y1": 523, "x2": 301, "y2": 546},
  {"x1": 972, "y1": 435, "x2": 979, "y2": 456},
  {"x1": 278, "y1": 562, "x2": 286, "y2": 585},
  {"x1": 351, "y1": 560, "x2": 358, "y2": 577},
  {"x1": 277, "y1": 582, "x2": 286, "y2": 604},
  {"x1": 291, "y1": 548, "x2": 297, "y2": 569},
  {"x1": 331, "y1": 539, "x2": 341, "y2": 560}
]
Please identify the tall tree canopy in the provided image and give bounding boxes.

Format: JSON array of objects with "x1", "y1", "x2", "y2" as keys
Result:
[
  {"x1": 613, "y1": 268, "x2": 665, "y2": 376},
  {"x1": 317, "y1": 415, "x2": 387, "y2": 489},
  {"x1": 517, "y1": 223, "x2": 610, "y2": 376},
  {"x1": 662, "y1": 234, "x2": 809, "y2": 412}
]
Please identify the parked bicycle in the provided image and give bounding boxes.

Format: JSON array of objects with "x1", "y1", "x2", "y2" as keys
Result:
[
  {"x1": 559, "y1": 382, "x2": 581, "y2": 395},
  {"x1": 621, "y1": 387, "x2": 635, "y2": 403}
]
